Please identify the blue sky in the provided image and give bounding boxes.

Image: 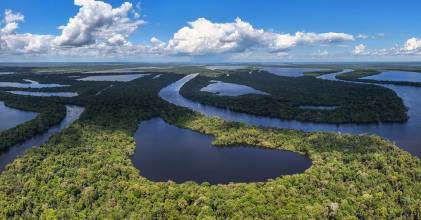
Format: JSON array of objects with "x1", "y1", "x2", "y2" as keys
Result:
[{"x1": 1, "y1": 0, "x2": 421, "y2": 62}]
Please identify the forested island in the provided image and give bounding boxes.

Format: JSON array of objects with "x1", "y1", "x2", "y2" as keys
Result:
[
  {"x1": 0, "y1": 67, "x2": 419, "y2": 219},
  {"x1": 180, "y1": 70, "x2": 408, "y2": 123}
]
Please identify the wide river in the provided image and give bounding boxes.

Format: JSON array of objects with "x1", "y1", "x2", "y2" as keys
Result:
[{"x1": 160, "y1": 70, "x2": 421, "y2": 158}]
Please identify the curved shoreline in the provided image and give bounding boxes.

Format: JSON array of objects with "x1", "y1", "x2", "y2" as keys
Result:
[
  {"x1": 0, "y1": 105, "x2": 84, "y2": 172},
  {"x1": 159, "y1": 72, "x2": 421, "y2": 158}
]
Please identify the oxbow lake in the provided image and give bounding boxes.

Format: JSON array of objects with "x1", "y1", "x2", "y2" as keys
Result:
[
  {"x1": 0, "y1": 79, "x2": 67, "y2": 88},
  {"x1": 7, "y1": 91, "x2": 78, "y2": 97},
  {"x1": 77, "y1": 74, "x2": 149, "y2": 82},
  {"x1": 200, "y1": 80, "x2": 269, "y2": 96},
  {"x1": 132, "y1": 117, "x2": 311, "y2": 184}
]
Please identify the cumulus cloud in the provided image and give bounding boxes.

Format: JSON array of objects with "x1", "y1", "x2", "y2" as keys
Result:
[
  {"x1": 160, "y1": 18, "x2": 354, "y2": 55},
  {"x1": 54, "y1": 0, "x2": 144, "y2": 47},
  {"x1": 403, "y1": 37, "x2": 421, "y2": 52},
  {"x1": 0, "y1": 1, "x2": 148, "y2": 59},
  {"x1": 1, "y1": 9, "x2": 24, "y2": 34},
  {"x1": 353, "y1": 44, "x2": 366, "y2": 55},
  {"x1": 0, "y1": 10, "x2": 55, "y2": 54}
]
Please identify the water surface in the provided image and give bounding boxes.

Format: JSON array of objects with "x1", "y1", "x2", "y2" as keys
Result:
[
  {"x1": 260, "y1": 67, "x2": 324, "y2": 77},
  {"x1": 362, "y1": 71, "x2": 421, "y2": 83},
  {"x1": 160, "y1": 73, "x2": 421, "y2": 158},
  {"x1": 0, "y1": 101, "x2": 37, "y2": 132},
  {"x1": 205, "y1": 65, "x2": 248, "y2": 70},
  {"x1": 200, "y1": 80, "x2": 269, "y2": 96},
  {"x1": 0, "y1": 79, "x2": 67, "y2": 88},
  {"x1": 8, "y1": 91, "x2": 78, "y2": 97},
  {"x1": 132, "y1": 117, "x2": 311, "y2": 184},
  {"x1": 77, "y1": 74, "x2": 149, "y2": 82},
  {"x1": 0, "y1": 105, "x2": 84, "y2": 172}
]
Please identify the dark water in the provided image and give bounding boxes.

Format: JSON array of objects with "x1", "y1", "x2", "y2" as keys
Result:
[
  {"x1": 8, "y1": 91, "x2": 78, "y2": 97},
  {"x1": 0, "y1": 101, "x2": 37, "y2": 132},
  {"x1": 0, "y1": 105, "x2": 84, "y2": 172},
  {"x1": 200, "y1": 80, "x2": 269, "y2": 96},
  {"x1": 159, "y1": 73, "x2": 421, "y2": 158},
  {"x1": 362, "y1": 71, "x2": 421, "y2": 83},
  {"x1": 0, "y1": 79, "x2": 67, "y2": 88},
  {"x1": 260, "y1": 67, "x2": 323, "y2": 77},
  {"x1": 132, "y1": 117, "x2": 311, "y2": 184},
  {"x1": 77, "y1": 74, "x2": 149, "y2": 82}
]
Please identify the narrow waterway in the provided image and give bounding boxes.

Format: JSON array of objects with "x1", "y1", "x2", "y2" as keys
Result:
[
  {"x1": 0, "y1": 105, "x2": 84, "y2": 172},
  {"x1": 159, "y1": 73, "x2": 421, "y2": 158}
]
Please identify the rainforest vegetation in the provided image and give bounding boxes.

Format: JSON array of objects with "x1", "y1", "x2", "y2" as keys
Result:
[
  {"x1": 0, "y1": 68, "x2": 419, "y2": 218},
  {"x1": 180, "y1": 70, "x2": 408, "y2": 123}
]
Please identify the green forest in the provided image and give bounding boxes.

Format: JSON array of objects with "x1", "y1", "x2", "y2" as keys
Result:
[
  {"x1": 180, "y1": 70, "x2": 408, "y2": 123},
  {"x1": 0, "y1": 69, "x2": 419, "y2": 219}
]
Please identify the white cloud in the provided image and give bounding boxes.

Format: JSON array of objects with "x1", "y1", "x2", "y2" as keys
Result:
[
  {"x1": 403, "y1": 37, "x2": 421, "y2": 52},
  {"x1": 1, "y1": 10, "x2": 24, "y2": 34},
  {"x1": 160, "y1": 17, "x2": 354, "y2": 55},
  {"x1": 353, "y1": 44, "x2": 366, "y2": 55},
  {"x1": 4, "y1": 2, "x2": 421, "y2": 61},
  {"x1": 54, "y1": 0, "x2": 144, "y2": 47},
  {"x1": 0, "y1": 2, "x2": 149, "y2": 59}
]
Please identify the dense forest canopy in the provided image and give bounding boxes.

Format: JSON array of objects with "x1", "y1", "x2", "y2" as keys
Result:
[
  {"x1": 180, "y1": 70, "x2": 408, "y2": 123},
  {"x1": 0, "y1": 66, "x2": 419, "y2": 218}
]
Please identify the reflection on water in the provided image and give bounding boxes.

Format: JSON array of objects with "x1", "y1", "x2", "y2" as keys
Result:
[
  {"x1": 77, "y1": 74, "x2": 149, "y2": 82},
  {"x1": 0, "y1": 101, "x2": 37, "y2": 132},
  {"x1": 8, "y1": 91, "x2": 78, "y2": 97},
  {"x1": 0, "y1": 79, "x2": 67, "y2": 88},
  {"x1": 200, "y1": 80, "x2": 269, "y2": 96},
  {"x1": 0, "y1": 105, "x2": 84, "y2": 172},
  {"x1": 362, "y1": 71, "x2": 421, "y2": 83},
  {"x1": 132, "y1": 117, "x2": 311, "y2": 184},
  {"x1": 160, "y1": 73, "x2": 421, "y2": 158},
  {"x1": 260, "y1": 67, "x2": 324, "y2": 77},
  {"x1": 205, "y1": 65, "x2": 248, "y2": 70},
  {"x1": 318, "y1": 69, "x2": 354, "y2": 81}
]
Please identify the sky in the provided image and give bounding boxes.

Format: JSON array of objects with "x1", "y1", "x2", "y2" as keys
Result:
[{"x1": 0, "y1": 0, "x2": 421, "y2": 62}]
